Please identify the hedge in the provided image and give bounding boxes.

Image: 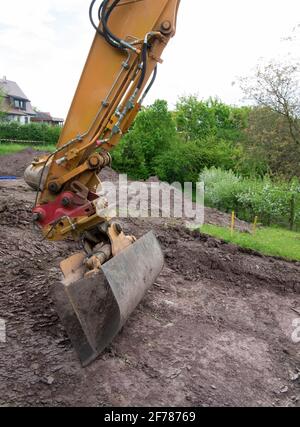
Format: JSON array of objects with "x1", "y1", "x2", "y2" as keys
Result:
[{"x1": 0, "y1": 122, "x2": 61, "y2": 145}]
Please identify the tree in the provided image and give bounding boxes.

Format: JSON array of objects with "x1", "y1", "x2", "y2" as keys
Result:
[
  {"x1": 112, "y1": 99, "x2": 177, "y2": 178},
  {"x1": 112, "y1": 97, "x2": 245, "y2": 182},
  {"x1": 135, "y1": 99, "x2": 177, "y2": 174},
  {"x1": 111, "y1": 131, "x2": 148, "y2": 180},
  {"x1": 240, "y1": 61, "x2": 300, "y2": 146},
  {"x1": 175, "y1": 96, "x2": 248, "y2": 143},
  {"x1": 238, "y1": 106, "x2": 300, "y2": 179},
  {"x1": 154, "y1": 139, "x2": 207, "y2": 184},
  {"x1": 154, "y1": 137, "x2": 239, "y2": 184}
]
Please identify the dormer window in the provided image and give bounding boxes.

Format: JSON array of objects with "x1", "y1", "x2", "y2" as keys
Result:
[{"x1": 14, "y1": 98, "x2": 26, "y2": 111}]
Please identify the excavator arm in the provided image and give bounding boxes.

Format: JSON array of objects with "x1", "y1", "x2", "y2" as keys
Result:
[
  {"x1": 28, "y1": 0, "x2": 180, "y2": 243},
  {"x1": 24, "y1": 0, "x2": 180, "y2": 366}
]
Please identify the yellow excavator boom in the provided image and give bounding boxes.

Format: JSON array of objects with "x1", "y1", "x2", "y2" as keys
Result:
[{"x1": 24, "y1": 0, "x2": 181, "y2": 366}]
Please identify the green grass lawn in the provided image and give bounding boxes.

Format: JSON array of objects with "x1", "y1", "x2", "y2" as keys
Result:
[
  {"x1": 0, "y1": 144, "x2": 55, "y2": 155},
  {"x1": 201, "y1": 224, "x2": 300, "y2": 261}
]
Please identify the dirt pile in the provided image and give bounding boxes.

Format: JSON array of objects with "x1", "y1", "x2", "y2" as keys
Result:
[{"x1": 0, "y1": 152, "x2": 299, "y2": 407}]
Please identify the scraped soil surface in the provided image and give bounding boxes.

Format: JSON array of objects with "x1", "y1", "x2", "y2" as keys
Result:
[
  {"x1": 0, "y1": 148, "x2": 45, "y2": 177},
  {"x1": 0, "y1": 150, "x2": 300, "y2": 407}
]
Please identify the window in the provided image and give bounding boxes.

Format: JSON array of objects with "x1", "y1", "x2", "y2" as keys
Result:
[{"x1": 13, "y1": 99, "x2": 26, "y2": 111}]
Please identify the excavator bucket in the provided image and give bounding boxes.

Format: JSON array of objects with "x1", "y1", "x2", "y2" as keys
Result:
[{"x1": 53, "y1": 231, "x2": 164, "y2": 367}]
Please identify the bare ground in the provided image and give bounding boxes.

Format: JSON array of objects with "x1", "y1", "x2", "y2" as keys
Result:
[{"x1": 0, "y1": 150, "x2": 299, "y2": 407}]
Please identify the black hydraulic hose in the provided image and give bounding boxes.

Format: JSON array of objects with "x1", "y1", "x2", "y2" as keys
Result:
[
  {"x1": 99, "y1": 0, "x2": 122, "y2": 49},
  {"x1": 140, "y1": 65, "x2": 157, "y2": 103},
  {"x1": 90, "y1": 1, "x2": 149, "y2": 91},
  {"x1": 89, "y1": 0, "x2": 104, "y2": 36},
  {"x1": 102, "y1": 0, "x2": 123, "y2": 48},
  {"x1": 137, "y1": 42, "x2": 148, "y2": 90},
  {"x1": 98, "y1": 0, "x2": 104, "y2": 21},
  {"x1": 90, "y1": 0, "x2": 120, "y2": 49}
]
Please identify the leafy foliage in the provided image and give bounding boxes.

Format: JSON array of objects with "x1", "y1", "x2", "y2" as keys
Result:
[
  {"x1": 0, "y1": 122, "x2": 61, "y2": 145},
  {"x1": 112, "y1": 100, "x2": 176, "y2": 178},
  {"x1": 201, "y1": 167, "x2": 300, "y2": 229},
  {"x1": 240, "y1": 60, "x2": 300, "y2": 146},
  {"x1": 112, "y1": 97, "x2": 245, "y2": 182},
  {"x1": 155, "y1": 137, "x2": 238, "y2": 184},
  {"x1": 175, "y1": 96, "x2": 249, "y2": 142},
  {"x1": 238, "y1": 107, "x2": 300, "y2": 179}
]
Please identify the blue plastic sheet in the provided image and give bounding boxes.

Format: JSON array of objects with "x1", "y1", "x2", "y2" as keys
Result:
[{"x1": 0, "y1": 176, "x2": 17, "y2": 180}]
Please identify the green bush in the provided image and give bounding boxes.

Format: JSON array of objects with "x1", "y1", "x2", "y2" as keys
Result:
[
  {"x1": 112, "y1": 98, "x2": 246, "y2": 182},
  {"x1": 200, "y1": 167, "x2": 242, "y2": 211},
  {"x1": 0, "y1": 122, "x2": 61, "y2": 145},
  {"x1": 111, "y1": 132, "x2": 148, "y2": 180},
  {"x1": 154, "y1": 137, "x2": 238, "y2": 184},
  {"x1": 112, "y1": 100, "x2": 176, "y2": 178},
  {"x1": 201, "y1": 167, "x2": 300, "y2": 230},
  {"x1": 175, "y1": 96, "x2": 249, "y2": 143},
  {"x1": 154, "y1": 140, "x2": 204, "y2": 184}
]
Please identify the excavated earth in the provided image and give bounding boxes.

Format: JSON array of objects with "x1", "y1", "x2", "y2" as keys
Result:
[{"x1": 0, "y1": 149, "x2": 300, "y2": 407}]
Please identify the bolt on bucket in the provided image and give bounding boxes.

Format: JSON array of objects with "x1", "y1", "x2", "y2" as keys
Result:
[{"x1": 53, "y1": 231, "x2": 164, "y2": 366}]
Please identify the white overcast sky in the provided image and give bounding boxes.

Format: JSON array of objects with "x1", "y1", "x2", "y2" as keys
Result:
[{"x1": 0, "y1": 0, "x2": 299, "y2": 118}]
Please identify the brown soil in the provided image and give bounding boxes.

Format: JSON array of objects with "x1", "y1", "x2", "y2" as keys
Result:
[
  {"x1": 0, "y1": 151, "x2": 299, "y2": 407},
  {"x1": 0, "y1": 148, "x2": 44, "y2": 177}
]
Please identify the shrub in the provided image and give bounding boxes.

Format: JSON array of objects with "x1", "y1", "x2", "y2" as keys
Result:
[
  {"x1": 200, "y1": 167, "x2": 242, "y2": 211},
  {"x1": 201, "y1": 167, "x2": 300, "y2": 230},
  {"x1": 154, "y1": 140, "x2": 205, "y2": 184},
  {"x1": 0, "y1": 122, "x2": 61, "y2": 145},
  {"x1": 175, "y1": 96, "x2": 249, "y2": 142},
  {"x1": 112, "y1": 100, "x2": 176, "y2": 178},
  {"x1": 112, "y1": 98, "x2": 243, "y2": 181},
  {"x1": 111, "y1": 131, "x2": 148, "y2": 180},
  {"x1": 155, "y1": 138, "x2": 238, "y2": 185}
]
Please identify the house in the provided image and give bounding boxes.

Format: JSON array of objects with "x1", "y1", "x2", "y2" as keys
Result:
[
  {"x1": 0, "y1": 77, "x2": 36, "y2": 124},
  {"x1": 31, "y1": 111, "x2": 64, "y2": 127}
]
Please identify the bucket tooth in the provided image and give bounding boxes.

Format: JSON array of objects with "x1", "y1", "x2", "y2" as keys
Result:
[{"x1": 53, "y1": 231, "x2": 164, "y2": 366}]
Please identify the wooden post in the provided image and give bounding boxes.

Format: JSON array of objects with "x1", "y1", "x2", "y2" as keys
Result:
[
  {"x1": 253, "y1": 216, "x2": 258, "y2": 235},
  {"x1": 231, "y1": 211, "x2": 235, "y2": 236}
]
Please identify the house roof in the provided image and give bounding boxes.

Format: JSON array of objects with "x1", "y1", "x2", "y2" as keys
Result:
[
  {"x1": 0, "y1": 78, "x2": 36, "y2": 116},
  {"x1": 32, "y1": 112, "x2": 64, "y2": 122},
  {"x1": 1, "y1": 98, "x2": 36, "y2": 116},
  {"x1": 0, "y1": 78, "x2": 30, "y2": 101},
  {"x1": 35, "y1": 112, "x2": 52, "y2": 120}
]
